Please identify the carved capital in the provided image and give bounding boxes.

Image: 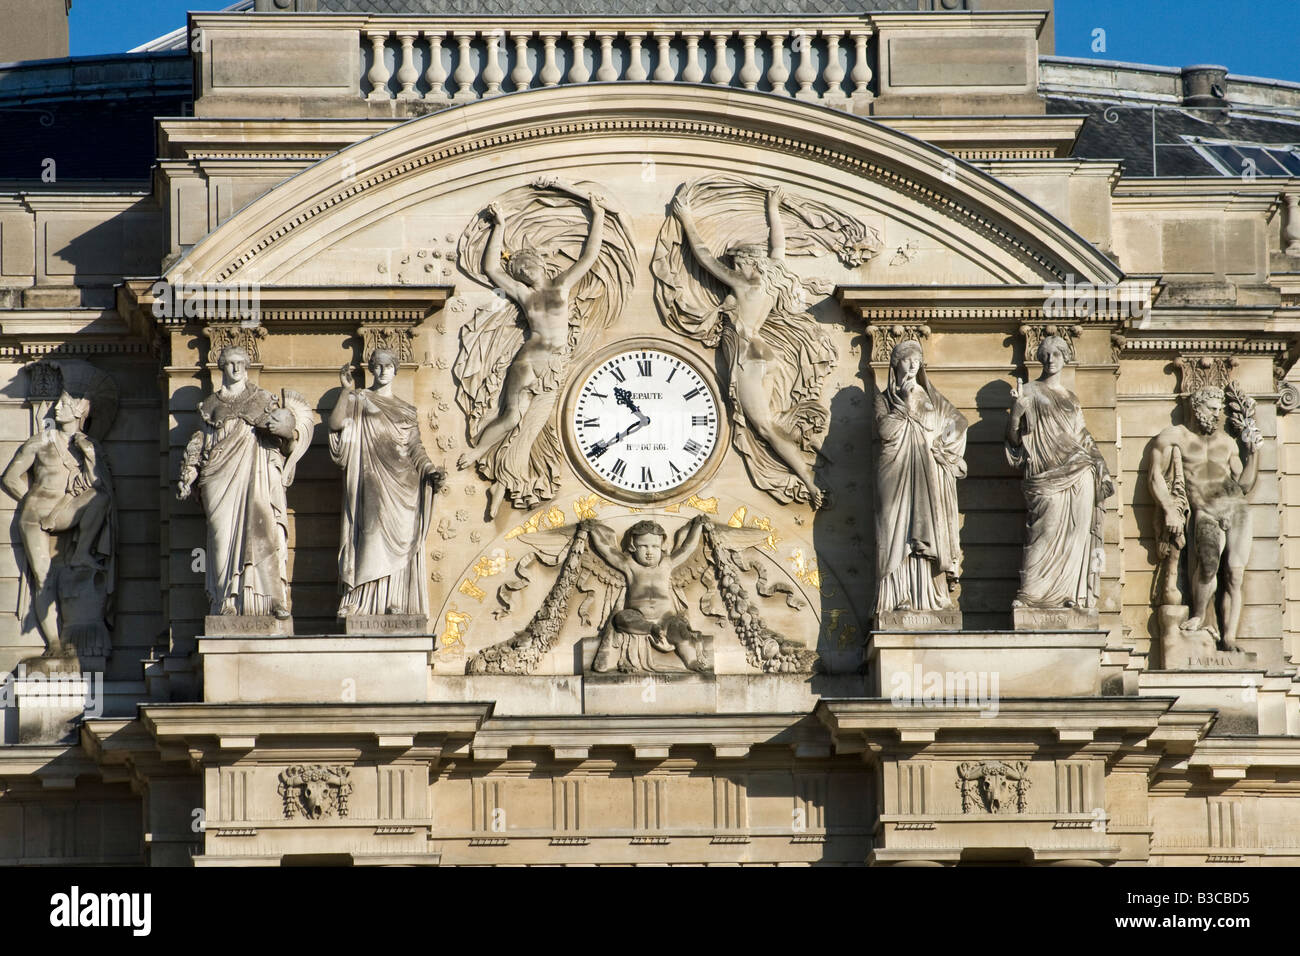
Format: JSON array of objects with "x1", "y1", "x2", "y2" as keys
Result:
[
  {"x1": 1279, "y1": 381, "x2": 1300, "y2": 415},
  {"x1": 1020, "y1": 323, "x2": 1080, "y2": 363},
  {"x1": 1175, "y1": 354, "x2": 1239, "y2": 396},
  {"x1": 26, "y1": 360, "x2": 62, "y2": 399},
  {"x1": 869, "y1": 323, "x2": 930, "y2": 363},
  {"x1": 359, "y1": 325, "x2": 416, "y2": 365},
  {"x1": 203, "y1": 324, "x2": 268, "y2": 365}
]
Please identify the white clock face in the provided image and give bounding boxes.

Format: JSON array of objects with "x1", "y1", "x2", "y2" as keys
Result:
[{"x1": 571, "y1": 348, "x2": 720, "y2": 497}]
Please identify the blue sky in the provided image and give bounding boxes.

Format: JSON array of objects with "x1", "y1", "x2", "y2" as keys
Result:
[{"x1": 69, "y1": 0, "x2": 1300, "y2": 85}]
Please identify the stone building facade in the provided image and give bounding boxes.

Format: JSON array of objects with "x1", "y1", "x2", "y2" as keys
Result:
[{"x1": 1, "y1": 0, "x2": 1299, "y2": 866}]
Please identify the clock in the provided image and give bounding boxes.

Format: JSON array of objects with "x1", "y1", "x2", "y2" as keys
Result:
[{"x1": 564, "y1": 342, "x2": 725, "y2": 503}]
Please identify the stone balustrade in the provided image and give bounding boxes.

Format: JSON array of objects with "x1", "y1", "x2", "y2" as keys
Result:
[{"x1": 357, "y1": 18, "x2": 875, "y2": 111}]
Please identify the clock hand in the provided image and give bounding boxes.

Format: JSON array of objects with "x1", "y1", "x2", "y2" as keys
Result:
[
  {"x1": 589, "y1": 414, "x2": 649, "y2": 458},
  {"x1": 614, "y1": 387, "x2": 645, "y2": 419}
]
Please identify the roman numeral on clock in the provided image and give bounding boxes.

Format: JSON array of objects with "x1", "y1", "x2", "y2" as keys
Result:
[
  {"x1": 684, "y1": 439, "x2": 703, "y2": 455},
  {"x1": 683, "y1": 387, "x2": 701, "y2": 400},
  {"x1": 582, "y1": 418, "x2": 599, "y2": 429},
  {"x1": 610, "y1": 458, "x2": 627, "y2": 479},
  {"x1": 691, "y1": 415, "x2": 709, "y2": 426},
  {"x1": 670, "y1": 462, "x2": 682, "y2": 476},
  {"x1": 641, "y1": 466, "x2": 653, "y2": 483},
  {"x1": 610, "y1": 366, "x2": 626, "y2": 383},
  {"x1": 637, "y1": 359, "x2": 652, "y2": 376}
]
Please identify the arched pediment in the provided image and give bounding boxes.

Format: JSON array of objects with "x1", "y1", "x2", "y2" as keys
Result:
[{"x1": 166, "y1": 84, "x2": 1122, "y2": 289}]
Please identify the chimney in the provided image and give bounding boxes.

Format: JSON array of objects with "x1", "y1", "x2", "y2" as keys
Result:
[{"x1": 1181, "y1": 65, "x2": 1230, "y2": 109}]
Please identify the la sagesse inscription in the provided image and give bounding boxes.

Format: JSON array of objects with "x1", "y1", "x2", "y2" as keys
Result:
[{"x1": 570, "y1": 349, "x2": 720, "y2": 497}]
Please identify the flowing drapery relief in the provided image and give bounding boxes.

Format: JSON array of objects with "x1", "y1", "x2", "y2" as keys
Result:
[
  {"x1": 178, "y1": 346, "x2": 314, "y2": 618},
  {"x1": 652, "y1": 174, "x2": 881, "y2": 508},
  {"x1": 1005, "y1": 335, "x2": 1114, "y2": 611},
  {"x1": 454, "y1": 177, "x2": 637, "y2": 517},
  {"x1": 874, "y1": 340, "x2": 968, "y2": 617},
  {"x1": 1, "y1": 361, "x2": 118, "y2": 661},
  {"x1": 328, "y1": 350, "x2": 442, "y2": 619}
]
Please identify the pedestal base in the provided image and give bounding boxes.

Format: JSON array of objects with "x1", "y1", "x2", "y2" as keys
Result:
[
  {"x1": 343, "y1": 614, "x2": 428, "y2": 635},
  {"x1": 1139, "y1": 669, "x2": 1266, "y2": 734},
  {"x1": 1012, "y1": 606, "x2": 1099, "y2": 631},
  {"x1": 869, "y1": 630, "x2": 1107, "y2": 698},
  {"x1": 876, "y1": 608, "x2": 962, "y2": 631},
  {"x1": 199, "y1": 636, "x2": 433, "y2": 703},
  {"x1": 1157, "y1": 605, "x2": 1257, "y2": 669},
  {"x1": 10, "y1": 670, "x2": 97, "y2": 743},
  {"x1": 205, "y1": 615, "x2": 294, "y2": 637}
]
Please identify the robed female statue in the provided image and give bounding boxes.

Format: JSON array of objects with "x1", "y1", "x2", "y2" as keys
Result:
[
  {"x1": 328, "y1": 349, "x2": 441, "y2": 618},
  {"x1": 874, "y1": 339, "x2": 968, "y2": 615},
  {"x1": 1005, "y1": 334, "x2": 1114, "y2": 609}
]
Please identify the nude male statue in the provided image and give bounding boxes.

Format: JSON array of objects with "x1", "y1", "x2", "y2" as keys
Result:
[
  {"x1": 2, "y1": 392, "x2": 112, "y2": 652},
  {"x1": 584, "y1": 516, "x2": 709, "y2": 673},
  {"x1": 1147, "y1": 386, "x2": 1260, "y2": 650}
]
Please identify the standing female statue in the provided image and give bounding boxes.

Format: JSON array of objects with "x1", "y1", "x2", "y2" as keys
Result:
[
  {"x1": 1005, "y1": 335, "x2": 1114, "y2": 610},
  {"x1": 178, "y1": 346, "x2": 313, "y2": 619},
  {"x1": 874, "y1": 340, "x2": 968, "y2": 617},
  {"x1": 329, "y1": 349, "x2": 442, "y2": 619}
]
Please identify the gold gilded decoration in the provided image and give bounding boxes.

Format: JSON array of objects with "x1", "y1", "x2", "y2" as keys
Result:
[
  {"x1": 504, "y1": 505, "x2": 567, "y2": 540},
  {"x1": 686, "y1": 494, "x2": 719, "y2": 514},
  {"x1": 663, "y1": 503, "x2": 681, "y2": 513},
  {"x1": 788, "y1": 547, "x2": 829, "y2": 594},
  {"x1": 727, "y1": 507, "x2": 747, "y2": 528},
  {"x1": 573, "y1": 493, "x2": 611, "y2": 520},
  {"x1": 439, "y1": 608, "x2": 471, "y2": 651},
  {"x1": 458, "y1": 579, "x2": 487, "y2": 601},
  {"x1": 458, "y1": 547, "x2": 512, "y2": 601}
]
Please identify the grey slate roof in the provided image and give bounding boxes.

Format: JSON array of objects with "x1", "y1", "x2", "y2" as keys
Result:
[
  {"x1": 1046, "y1": 95, "x2": 1300, "y2": 177},
  {"x1": 319, "y1": 0, "x2": 921, "y2": 13}
]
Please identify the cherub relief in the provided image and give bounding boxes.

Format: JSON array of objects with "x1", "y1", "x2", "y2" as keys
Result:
[{"x1": 454, "y1": 177, "x2": 637, "y2": 517}]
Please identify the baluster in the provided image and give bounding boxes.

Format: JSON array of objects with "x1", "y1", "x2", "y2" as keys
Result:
[
  {"x1": 626, "y1": 33, "x2": 648, "y2": 81},
  {"x1": 595, "y1": 32, "x2": 617, "y2": 82},
  {"x1": 794, "y1": 30, "x2": 817, "y2": 101},
  {"x1": 365, "y1": 30, "x2": 392, "y2": 100},
  {"x1": 850, "y1": 30, "x2": 873, "y2": 106},
  {"x1": 453, "y1": 32, "x2": 476, "y2": 101},
  {"x1": 511, "y1": 32, "x2": 533, "y2": 91},
  {"x1": 538, "y1": 32, "x2": 561, "y2": 87},
  {"x1": 395, "y1": 31, "x2": 419, "y2": 100},
  {"x1": 681, "y1": 32, "x2": 703, "y2": 84},
  {"x1": 821, "y1": 32, "x2": 845, "y2": 104},
  {"x1": 738, "y1": 31, "x2": 760, "y2": 89},
  {"x1": 710, "y1": 33, "x2": 731, "y2": 86},
  {"x1": 766, "y1": 32, "x2": 790, "y2": 95},
  {"x1": 482, "y1": 31, "x2": 505, "y2": 96},
  {"x1": 653, "y1": 32, "x2": 675, "y2": 82},
  {"x1": 424, "y1": 31, "x2": 448, "y2": 103},
  {"x1": 568, "y1": 32, "x2": 591, "y2": 84}
]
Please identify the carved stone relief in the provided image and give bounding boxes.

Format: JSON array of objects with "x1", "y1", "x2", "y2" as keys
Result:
[
  {"x1": 1, "y1": 361, "x2": 119, "y2": 664},
  {"x1": 1148, "y1": 356, "x2": 1262, "y2": 663},
  {"x1": 465, "y1": 513, "x2": 817, "y2": 677},
  {"x1": 652, "y1": 174, "x2": 882, "y2": 509},
  {"x1": 203, "y1": 323, "x2": 268, "y2": 365},
  {"x1": 957, "y1": 760, "x2": 1031, "y2": 814},
  {"x1": 453, "y1": 176, "x2": 638, "y2": 518},
  {"x1": 278, "y1": 765, "x2": 353, "y2": 819}
]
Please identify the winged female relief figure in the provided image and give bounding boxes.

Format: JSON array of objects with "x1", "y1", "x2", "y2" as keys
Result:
[
  {"x1": 652, "y1": 175, "x2": 881, "y2": 508},
  {"x1": 454, "y1": 178, "x2": 637, "y2": 518}
]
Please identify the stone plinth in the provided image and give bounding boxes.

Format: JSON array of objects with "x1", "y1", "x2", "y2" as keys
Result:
[
  {"x1": 343, "y1": 614, "x2": 428, "y2": 635},
  {"x1": 876, "y1": 608, "x2": 962, "y2": 631},
  {"x1": 10, "y1": 670, "x2": 97, "y2": 744},
  {"x1": 583, "y1": 671, "x2": 718, "y2": 715},
  {"x1": 868, "y1": 630, "x2": 1107, "y2": 698},
  {"x1": 1012, "y1": 606, "x2": 1099, "y2": 631},
  {"x1": 205, "y1": 615, "x2": 294, "y2": 637},
  {"x1": 1139, "y1": 670, "x2": 1267, "y2": 735},
  {"x1": 200, "y1": 636, "x2": 434, "y2": 703},
  {"x1": 1156, "y1": 605, "x2": 1257, "y2": 669}
]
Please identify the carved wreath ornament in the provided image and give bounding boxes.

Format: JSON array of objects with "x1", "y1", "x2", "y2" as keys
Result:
[
  {"x1": 278, "y1": 765, "x2": 353, "y2": 820},
  {"x1": 956, "y1": 761, "x2": 1031, "y2": 814}
]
